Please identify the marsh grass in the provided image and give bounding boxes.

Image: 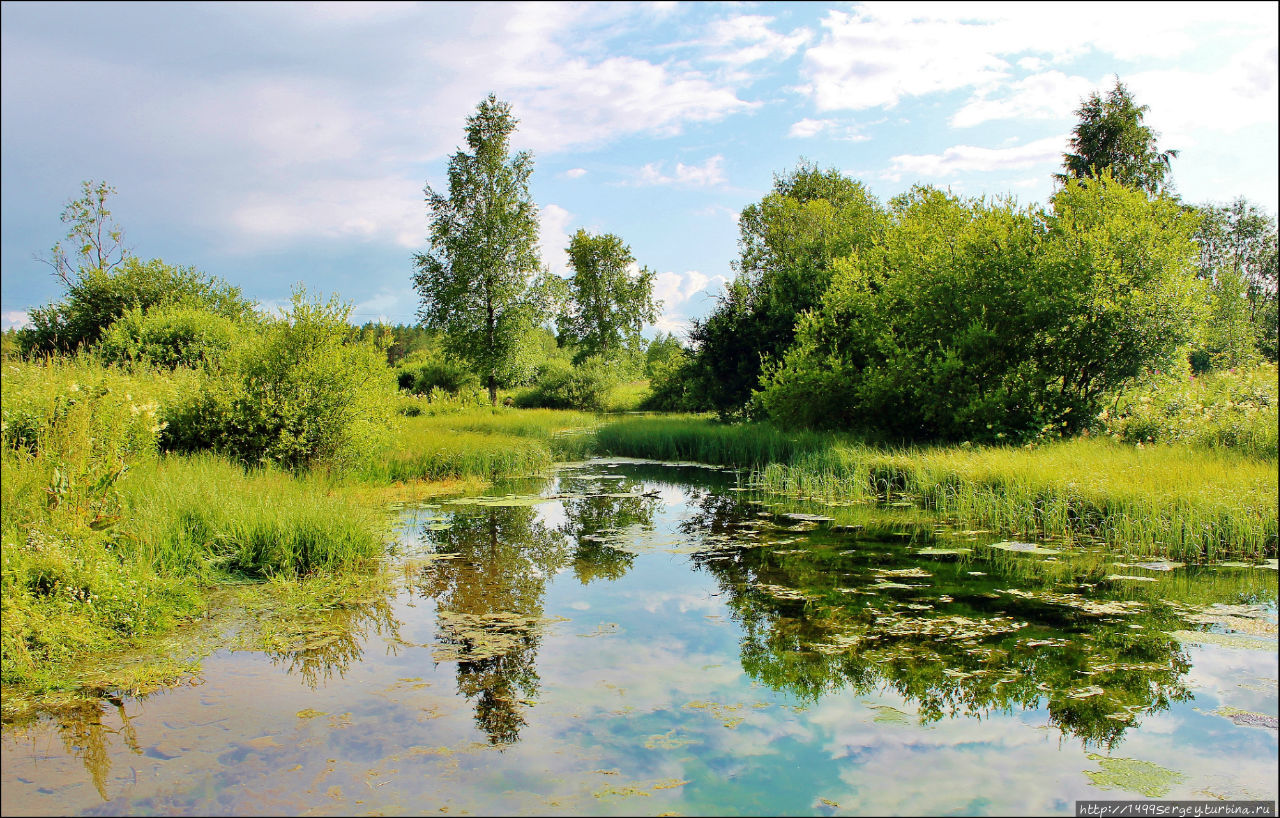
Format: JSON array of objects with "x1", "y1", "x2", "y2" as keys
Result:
[
  {"x1": 595, "y1": 415, "x2": 1276, "y2": 560},
  {"x1": 358, "y1": 407, "x2": 600, "y2": 482}
]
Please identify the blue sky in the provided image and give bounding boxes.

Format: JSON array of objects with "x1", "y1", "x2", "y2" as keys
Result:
[{"x1": 3, "y1": 1, "x2": 1277, "y2": 337}]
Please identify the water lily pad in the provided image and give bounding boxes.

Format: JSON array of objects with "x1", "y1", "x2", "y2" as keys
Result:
[
  {"x1": 1209, "y1": 706, "x2": 1278, "y2": 730},
  {"x1": 1170, "y1": 630, "x2": 1277, "y2": 651},
  {"x1": 1084, "y1": 754, "x2": 1185, "y2": 797},
  {"x1": 990, "y1": 541, "x2": 1062, "y2": 556}
]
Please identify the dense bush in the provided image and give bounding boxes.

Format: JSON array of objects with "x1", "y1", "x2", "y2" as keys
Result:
[
  {"x1": 514, "y1": 355, "x2": 617, "y2": 411},
  {"x1": 396, "y1": 358, "x2": 481, "y2": 395},
  {"x1": 98, "y1": 302, "x2": 243, "y2": 369},
  {"x1": 20, "y1": 256, "x2": 252, "y2": 357},
  {"x1": 756, "y1": 176, "x2": 1206, "y2": 442},
  {"x1": 162, "y1": 290, "x2": 397, "y2": 472}
]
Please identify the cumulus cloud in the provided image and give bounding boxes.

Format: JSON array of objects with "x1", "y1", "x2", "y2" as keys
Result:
[
  {"x1": 633, "y1": 156, "x2": 727, "y2": 187},
  {"x1": 564, "y1": 168, "x2": 588, "y2": 179},
  {"x1": 951, "y1": 71, "x2": 1097, "y2": 128},
  {"x1": 799, "y1": 3, "x2": 1274, "y2": 113},
  {"x1": 226, "y1": 175, "x2": 424, "y2": 249},
  {"x1": 3, "y1": 311, "x2": 32, "y2": 330},
  {"x1": 884, "y1": 135, "x2": 1068, "y2": 181},
  {"x1": 786, "y1": 117, "x2": 869, "y2": 141}
]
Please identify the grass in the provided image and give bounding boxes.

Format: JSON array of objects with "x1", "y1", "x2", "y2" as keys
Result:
[{"x1": 595, "y1": 415, "x2": 1278, "y2": 561}]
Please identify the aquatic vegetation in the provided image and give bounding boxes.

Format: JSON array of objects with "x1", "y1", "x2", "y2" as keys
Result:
[{"x1": 1084, "y1": 753, "x2": 1186, "y2": 797}]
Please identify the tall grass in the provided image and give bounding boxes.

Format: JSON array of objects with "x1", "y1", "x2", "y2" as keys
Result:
[
  {"x1": 358, "y1": 407, "x2": 600, "y2": 482},
  {"x1": 757, "y1": 438, "x2": 1277, "y2": 561},
  {"x1": 593, "y1": 414, "x2": 838, "y2": 465},
  {"x1": 594, "y1": 415, "x2": 1277, "y2": 561}
]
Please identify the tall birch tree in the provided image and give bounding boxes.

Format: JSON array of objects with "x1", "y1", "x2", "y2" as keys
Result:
[{"x1": 414, "y1": 94, "x2": 542, "y2": 404}]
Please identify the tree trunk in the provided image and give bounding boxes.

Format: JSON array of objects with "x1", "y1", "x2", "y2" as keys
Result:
[{"x1": 488, "y1": 374, "x2": 497, "y2": 406}]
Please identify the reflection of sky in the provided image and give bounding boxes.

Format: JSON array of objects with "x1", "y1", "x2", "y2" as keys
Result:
[{"x1": 2, "y1": 464, "x2": 1277, "y2": 815}]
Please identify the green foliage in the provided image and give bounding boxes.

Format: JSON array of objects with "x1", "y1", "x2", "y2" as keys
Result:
[
  {"x1": 98, "y1": 302, "x2": 242, "y2": 370},
  {"x1": 21, "y1": 256, "x2": 252, "y2": 357},
  {"x1": 689, "y1": 162, "x2": 886, "y2": 416},
  {"x1": 514, "y1": 355, "x2": 618, "y2": 412},
  {"x1": 756, "y1": 176, "x2": 1206, "y2": 442},
  {"x1": 396, "y1": 358, "x2": 481, "y2": 395},
  {"x1": 38, "y1": 180, "x2": 128, "y2": 287},
  {"x1": 1193, "y1": 198, "x2": 1279, "y2": 363},
  {"x1": 414, "y1": 94, "x2": 544, "y2": 404},
  {"x1": 1056, "y1": 77, "x2": 1177, "y2": 195},
  {"x1": 558, "y1": 229, "x2": 658, "y2": 362},
  {"x1": 162, "y1": 289, "x2": 397, "y2": 473},
  {"x1": 1100, "y1": 362, "x2": 1278, "y2": 459}
]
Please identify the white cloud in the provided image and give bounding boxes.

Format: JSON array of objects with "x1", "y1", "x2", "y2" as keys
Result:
[
  {"x1": 3, "y1": 310, "x2": 31, "y2": 330},
  {"x1": 653, "y1": 269, "x2": 728, "y2": 314},
  {"x1": 538, "y1": 204, "x2": 575, "y2": 276},
  {"x1": 564, "y1": 168, "x2": 588, "y2": 179},
  {"x1": 799, "y1": 3, "x2": 1275, "y2": 113},
  {"x1": 633, "y1": 156, "x2": 727, "y2": 187},
  {"x1": 704, "y1": 14, "x2": 812, "y2": 66},
  {"x1": 951, "y1": 71, "x2": 1097, "y2": 128},
  {"x1": 885, "y1": 134, "x2": 1068, "y2": 180},
  {"x1": 652, "y1": 311, "x2": 691, "y2": 338},
  {"x1": 786, "y1": 118, "x2": 870, "y2": 141}
]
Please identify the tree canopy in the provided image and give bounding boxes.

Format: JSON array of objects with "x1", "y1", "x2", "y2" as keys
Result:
[
  {"x1": 558, "y1": 229, "x2": 658, "y2": 363},
  {"x1": 1056, "y1": 78, "x2": 1177, "y2": 195}
]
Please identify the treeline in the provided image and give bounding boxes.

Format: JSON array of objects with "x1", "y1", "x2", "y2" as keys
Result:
[{"x1": 650, "y1": 80, "x2": 1278, "y2": 444}]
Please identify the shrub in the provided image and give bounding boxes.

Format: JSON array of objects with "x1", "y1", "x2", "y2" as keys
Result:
[
  {"x1": 20, "y1": 256, "x2": 252, "y2": 357},
  {"x1": 1099, "y1": 362, "x2": 1278, "y2": 458},
  {"x1": 396, "y1": 358, "x2": 481, "y2": 395},
  {"x1": 98, "y1": 302, "x2": 242, "y2": 370},
  {"x1": 515, "y1": 355, "x2": 616, "y2": 411},
  {"x1": 162, "y1": 290, "x2": 397, "y2": 472}
]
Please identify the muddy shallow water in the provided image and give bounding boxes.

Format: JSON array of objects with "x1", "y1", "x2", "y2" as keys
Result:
[{"x1": 3, "y1": 459, "x2": 1277, "y2": 816}]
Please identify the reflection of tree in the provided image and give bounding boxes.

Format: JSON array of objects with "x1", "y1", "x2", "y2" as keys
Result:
[
  {"x1": 680, "y1": 487, "x2": 1198, "y2": 749},
  {"x1": 413, "y1": 505, "x2": 569, "y2": 746},
  {"x1": 255, "y1": 573, "x2": 401, "y2": 690},
  {"x1": 558, "y1": 487, "x2": 659, "y2": 584}
]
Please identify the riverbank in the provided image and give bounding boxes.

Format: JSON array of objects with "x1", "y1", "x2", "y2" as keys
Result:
[{"x1": 3, "y1": 364, "x2": 1276, "y2": 714}]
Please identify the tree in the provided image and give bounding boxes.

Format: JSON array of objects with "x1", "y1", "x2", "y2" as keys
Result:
[
  {"x1": 38, "y1": 180, "x2": 129, "y2": 286},
  {"x1": 756, "y1": 175, "x2": 1206, "y2": 441},
  {"x1": 1193, "y1": 198, "x2": 1279, "y2": 362},
  {"x1": 413, "y1": 94, "x2": 543, "y2": 404},
  {"x1": 689, "y1": 162, "x2": 885, "y2": 417},
  {"x1": 558, "y1": 229, "x2": 658, "y2": 363},
  {"x1": 1056, "y1": 78, "x2": 1177, "y2": 195}
]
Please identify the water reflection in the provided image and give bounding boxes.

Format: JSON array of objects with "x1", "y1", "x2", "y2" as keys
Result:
[
  {"x1": 679, "y1": 487, "x2": 1203, "y2": 748},
  {"x1": 410, "y1": 505, "x2": 569, "y2": 746},
  {"x1": 559, "y1": 483, "x2": 659, "y2": 584}
]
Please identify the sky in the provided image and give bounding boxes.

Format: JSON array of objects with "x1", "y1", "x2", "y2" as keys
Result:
[{"x1": 2, "y1": 1, "x2": 1277, "y2": 337}]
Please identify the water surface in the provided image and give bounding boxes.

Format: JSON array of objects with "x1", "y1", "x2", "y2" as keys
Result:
[{"x1": 3, "y1": 459, "x2": 1277, "y2": 815}]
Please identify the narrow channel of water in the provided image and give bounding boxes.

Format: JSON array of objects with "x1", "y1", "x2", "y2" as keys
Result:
[{"x1": 3, "y1": 459, "x2": 1276, "y2": 815}]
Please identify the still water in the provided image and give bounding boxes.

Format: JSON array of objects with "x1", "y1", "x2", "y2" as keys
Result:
[{"x1": 3, "y1": 460, "x2": 1277, "y2": 815}]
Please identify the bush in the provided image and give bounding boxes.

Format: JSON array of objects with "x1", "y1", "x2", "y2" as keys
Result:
[
  {"x1": 514, "y1": 355, "x2": 616, "y2": 411},
  {"x1": 1099, "y1": 362, "x2": 1278, "y2": 458},
  {"x1": 98, "y1": 303, "x2": 242, "y2": 370},
  {"x1": 162, "y1": 290, "x2": 397, "y2": 472},
  {"x1": 396, "y1": 358, "x2": 481, "y2": 395},
  {"x1": 19, "y1": 256, "x2": 252, "y2": 357}
]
